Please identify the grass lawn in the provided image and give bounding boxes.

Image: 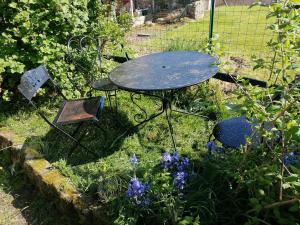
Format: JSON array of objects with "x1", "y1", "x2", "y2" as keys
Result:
[
  {"x1": 0, "y1": 88, "x2": 220, "y2": 222},
  {"x1": 0, "y1": 79, "x2": 236, "y2": 222},
  {"x1": 2, "y1": 77, "x2": 250, "y2": 223},
  {"x1": 128, "y1": 6, "x2": 275, "y2": 81},
  {"x1": 0, "y1": 90, "x2": 218, "y2": 195}
]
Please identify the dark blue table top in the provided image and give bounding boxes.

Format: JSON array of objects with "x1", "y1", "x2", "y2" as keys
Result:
[{"x1": 109, "y1": 51, "x2": 219, "y2": 91}]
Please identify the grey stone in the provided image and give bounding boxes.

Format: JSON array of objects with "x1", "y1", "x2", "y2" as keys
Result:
[
  {"x1": 145, "y1": 21, "x2": 154, "y2": 26},
  {"x1": 187, "y1": 0, "x2": 207, "y2": 20}
]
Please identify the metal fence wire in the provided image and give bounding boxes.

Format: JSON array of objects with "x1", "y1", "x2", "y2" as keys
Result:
[{"x1": 126, "y1": 0, "x2": 275, "y2": 79}]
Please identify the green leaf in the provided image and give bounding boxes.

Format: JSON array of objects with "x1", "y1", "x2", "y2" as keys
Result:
[{"x1": 8, "y1": 2, "x2": 17, "y2": 8}]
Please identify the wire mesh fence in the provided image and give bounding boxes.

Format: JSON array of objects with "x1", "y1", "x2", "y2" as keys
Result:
[{"x1": 126, "y1": 0, "x2": 275, "y2": 80}]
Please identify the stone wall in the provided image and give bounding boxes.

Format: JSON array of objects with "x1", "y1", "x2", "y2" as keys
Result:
[{"x1": 0, "y1": 130, "x2": 106, "y2": 225}]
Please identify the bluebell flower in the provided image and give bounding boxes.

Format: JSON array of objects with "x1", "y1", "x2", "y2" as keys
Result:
[
  {"x1": 130, "y1": 154, "x2": 138, "y2": 167},
  {"x1": 143, "y1": 198, "x2": 150, "y2": 206},
  {"x1": 173, "y1": 171, "x2": 188, "y2": 190},
  {"x1": 176, "y1": 157, "x2": 189, "y2": 171},
  {"x1": 284, "y1": 152, "x2": 300, "y2": 166},
  {"x1": 161, "y1": 152, "x2": 189, "y2": 171},
  {"x1": 161, "y1": 152, "x2": 172, "y2": 169},
  {"x1": 126, "y1": 177, "x2": 149, "y2": 203},
  {"x1": 206, "y1": 141, "x2": 217, "y2": 155},
  {"x1": 172, "y1": 151, "x2": 180, "y2": 163}
]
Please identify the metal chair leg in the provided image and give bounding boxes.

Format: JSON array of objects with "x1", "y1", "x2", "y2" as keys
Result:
[
  {"x1": 107, "y1": 91, "x2": 113, "y2": 109},
  {"x1": 71, "y1": 122, "x2": 83, "y2": 136},
  {"x1": 68, "y1": 130, "x2": 87, "y2": 157},
  {"x1": 67, "y1": 122, "x2": 85, "y2": 157},
  {"x1": 114, "y1": 90, "x2": 118, "y2": 112},
  {"x1": 52, "y1": 123, "x2": 98, "y2": 158},
  {"x1": 92, "y1": 122, "x2": 107, "y2": 146},
  {"x1": 38, "y1": 111, "x2": 99, "y2": 158}
]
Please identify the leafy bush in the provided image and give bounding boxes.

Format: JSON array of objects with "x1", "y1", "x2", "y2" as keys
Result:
[
  {"x1": 218, "y1": 0, "x2": 300, "y2": 223},
  {"x1": 0, "y1": 0, "x2": 131, "y2": 101}
]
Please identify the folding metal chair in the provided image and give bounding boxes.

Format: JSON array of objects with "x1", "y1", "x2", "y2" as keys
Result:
[
  {"x1": 66, "y1": 36, "x2": 130, "y2": 111},
  {"x1": 18, "y1": 65, "x2": 105, "y2": 157}
]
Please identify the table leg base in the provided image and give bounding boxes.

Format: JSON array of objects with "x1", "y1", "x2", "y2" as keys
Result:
[{"x1": 109, "y1": 109, "x2": 165, "y2": 149}]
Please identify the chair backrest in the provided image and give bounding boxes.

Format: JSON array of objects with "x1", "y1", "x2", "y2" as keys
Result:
[
  {"x1": 67, "y1": 35, "x2": 102, "y2": 92},
  {"x1": 18, "y1": 65, "x2": 51, "y2": 101}
]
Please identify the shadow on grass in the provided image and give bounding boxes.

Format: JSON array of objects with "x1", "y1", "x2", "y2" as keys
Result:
[
  {"x1": 0, "y1": 151, "x2": 79, "y2": 225},
  {"x1": 0, "y1": 98, "x2": 60, "y2": 123},
  {"x1": 22, "y1": 107, "x2": 135, "y2": 166}
]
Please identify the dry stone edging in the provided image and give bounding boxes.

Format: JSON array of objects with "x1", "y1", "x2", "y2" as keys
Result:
[{"x1": 0, "y1": 130, "x2": 106, "y2": 225}]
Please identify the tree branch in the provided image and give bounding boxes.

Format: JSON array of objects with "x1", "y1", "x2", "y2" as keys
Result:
[{"x1": 246, "y1": 198, "x2": 300, "y2": 214}]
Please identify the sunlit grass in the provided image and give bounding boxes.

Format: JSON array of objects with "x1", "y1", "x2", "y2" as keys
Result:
[
  {"x1": 0, "y1": 88, "x2": 221, "y2": 196},
  {"x1": 128, "y1": 5, "x2": 275, "y2": 80}
]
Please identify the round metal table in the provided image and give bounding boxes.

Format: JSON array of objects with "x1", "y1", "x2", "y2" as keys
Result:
[
  {"x1": 109, "y1": 51, "x2": 219, "y2": 150},
  {"x1": 109, "y1": 51, "x2": 218, "y2": 91}
]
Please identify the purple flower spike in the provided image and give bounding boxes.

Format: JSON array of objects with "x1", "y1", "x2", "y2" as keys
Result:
[
  {"x1": 172, "y1": 151, "x2": 180, "y2": 163},
  {"x1": 143, "y1": 198, "x2": 150, "y2": 206},
  {"x1": 176, "y1": 157, "x2": 189, "y2": 171},
  {"x1": 130, "y1": 154, "x2": 138, "y2": 166},
  {"x1": 206, "y1": 141, "x2": 217, "y2": 155},
  {"x1": 161, "y1": 152, "x2": 172, "y2": 169},
  {"x1": 284, "y1": 152, "x2": 300, "y2": 166},
  {"x1": 182, "y1": 157, "x2": 189, "y2": 166},
  {"x1": 126, "y1": 177, "x2": 149, "y2": 200},
  {"x1": 173, "y1": 171, "x2": 188, "y2": 190}
]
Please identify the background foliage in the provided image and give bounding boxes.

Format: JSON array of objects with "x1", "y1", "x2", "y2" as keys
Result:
[{"x1": 0, "y1": 0, "x2": 131, "y2": 101}]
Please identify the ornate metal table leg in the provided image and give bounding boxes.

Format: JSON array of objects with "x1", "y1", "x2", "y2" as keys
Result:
[
  {"x1": 109, "y1": 93, "x2": 164, "y2": 148},
  {"x1": 110, "y1": 91, "x2": 179, "y2": 151},
  {"x1": 163, "y1": 98, "x2": 178, "y2": 151},
  {"x1": 130, "y1": 93, "x2": 148, "y2": 124}
]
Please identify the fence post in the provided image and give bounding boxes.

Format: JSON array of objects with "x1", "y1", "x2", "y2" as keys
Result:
[{"x1": 208, "y1": 0, "x2": 215, "y2": 50}]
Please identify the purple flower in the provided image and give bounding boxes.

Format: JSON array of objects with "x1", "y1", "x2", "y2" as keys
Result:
[
  {"x1": 130, "y1": 154, "x2": 138, "y2": 167},
  {"x1": 143, "y1": 198, "x2": 150, "y2": 206},
  {"x1": 172, "y1": 151, "x2": 180, "y2": 163},
  {"x1": 173, "y1": 171, "x2": 188, "y2": 190},
  {"x1": 161, "y1": 151, "x2": 190, "y2": 190},
  {"x1": 176, "y1": 157, "x2": 189, "y2": 171},
  {"x1": 126, "y1": 177, "x2": 149, "y2": 203},
  {"x1": 206, "y1": 141, "x2": 217, "y2": 155},
  {"x1": 284, "y1": 152, "x2": 300, "y2": 166},
  {"x1": 161, "y1": 152, "x2": 172, "y2": 169},
  {"x1": 161, "y1": 152, "x2": 189, "y2": 171}
]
